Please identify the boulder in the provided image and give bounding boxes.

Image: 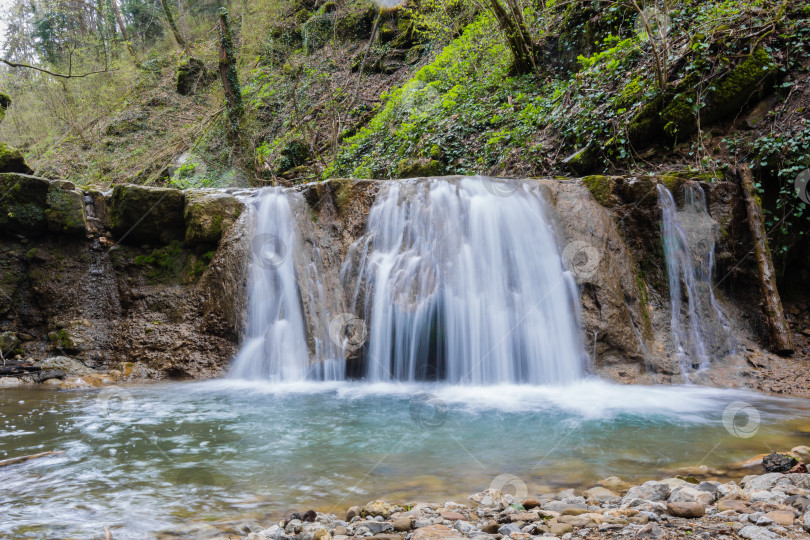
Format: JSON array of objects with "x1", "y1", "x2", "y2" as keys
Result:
[
  {"x1": 397, "y1": 158, "x2": 442, "y2": 179},
  {"x1": 184, "y1": 189, "x2": 243, "y2": 245},
  {"x1": 110, "y1": 184, "x2": 185, "y2": 244},
  {"x1": 792, "y1": 446, "x2": 810, "y2": 463},
  {"x1": 176, "y1": 56, "x2": 208, "y2": 96},
  {"x1": 0, "y1": 143, "x2": 33, "y2": 174},
  {"x1": 38, "y1": 356, "x2": 94, "y2": 375},
  {"x1": 743, "y1": 473, "x2": 793, "y2": 493},
  {"x1": 763, "y1": 452, "x2": 798, "y2": 473},
  {"x1": 0, "y1": 331, "x2": 19, "y2": 356}
]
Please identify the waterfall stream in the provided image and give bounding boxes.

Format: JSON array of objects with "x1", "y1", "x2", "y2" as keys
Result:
[
  {"x1": 657, "y1": 183, "x2": 733, "y2": 376},
  {"x1": 343, "y1": 177, "x2": 585, "y2": 384},
  {"x1": 232, "y1": 178, "x2": 586, "y2": 383}
]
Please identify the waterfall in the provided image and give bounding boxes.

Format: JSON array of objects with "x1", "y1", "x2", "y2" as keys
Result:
[
  {"x1": 657, "y1": 183, "x2": 733, "y2": 376},
  {"x1": 229, "y1": 188, "x2": 343, "y2": 381},
  {"x1": 342, "y1": 177, "x2": 586, "y2": 384}
]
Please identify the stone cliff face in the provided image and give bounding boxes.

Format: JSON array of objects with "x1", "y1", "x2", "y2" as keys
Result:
[{"x1": 0, "y1": 172, "x2": 799, "y2": 393}]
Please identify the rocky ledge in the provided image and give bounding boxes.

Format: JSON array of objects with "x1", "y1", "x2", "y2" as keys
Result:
[{"x1": 234, "y1": 469, "x2": 810, "y2": 540}]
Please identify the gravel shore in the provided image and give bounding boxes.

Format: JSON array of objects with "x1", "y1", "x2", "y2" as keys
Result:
[{"x1": 235, "y1": 470, "x2": 810, "y2": 540}]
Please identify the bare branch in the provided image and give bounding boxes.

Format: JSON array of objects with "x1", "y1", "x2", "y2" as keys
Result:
[{"x1": 0, "y1": 58, "x2": 114, "y2": 79}]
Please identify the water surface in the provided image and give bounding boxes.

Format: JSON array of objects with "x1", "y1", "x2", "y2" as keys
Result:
[{"x1": 2, "y1": 380, "x2": 809, "y2": 539}]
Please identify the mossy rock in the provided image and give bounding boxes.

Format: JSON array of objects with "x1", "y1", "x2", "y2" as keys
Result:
[
  {"x1": 110, "y1": 184, "x2": 185, "y2": 245},
  {"x1": 0, "y1": 92, "x2": 10, "y2": 124},
  {"x1": 582, "y1": 175, "x2": 618, "y2": 206},
  {"x1": 176, "y1": 56, "x2": 208, "y2": 96},
  {"x1": 105, "y1": 110, "x2": 148, "y2": 136},
  {"x1": 45, "y1": 180, "x2": 86, "y2": 235},
  {"x1": 0, "y1": 142, "x2": 33, "y2": 174},
  {"x1": 184, "y1": 189, "x2": 244, "y2": 246},
  {"x1": 334, "y1": 1, "x2": 378, "y2": 41},
  {"x1": 562, "y1": 146, "x2": 598, "y2": 176},
  {"x1": 629, "y1": 49, "x2": 777, "y2": 146},
  {"x1": 396, "y1": 158, "x2": 442, "y2": 178},
  {"x1": 0, "y1": 173, "x2": 49, "y2": 234},
  {"x1": 0, "y1": 331, "x2": 19, "y2": 356},
  {"x1": 302, "y1": 11, "x2": 334, "y2": 54},
  {"x1": 277, "y1": 139, "x2": 311, "y2": 174}
]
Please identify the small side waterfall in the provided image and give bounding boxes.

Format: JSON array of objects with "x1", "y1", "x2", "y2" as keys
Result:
[
  {"x1": 657, "y1": 183, "x2": 733, "y2": 376},
  {"x1": 342, "y1": 177, "x2": 586, "y2": 384},
  {"x1": 229, "y1": 188, "x2": 344, "y2": 381}
]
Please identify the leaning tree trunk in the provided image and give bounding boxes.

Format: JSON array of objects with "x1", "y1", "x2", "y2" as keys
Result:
[
  {"x1": 217, "y1": 8, "x2": 245, "y2": 146},
  {"x1": 486, "y1": 0, "x2": 539, "y2": 76},
  {"x1": 160, "y1": 0, "x2": 188, "y2": 52},
  {"x1": 738, "y1": 165, "x2": 794, "y2": 355},
  {"x1": 111, "y1": 0, "x2": 140, "y2": 66}
]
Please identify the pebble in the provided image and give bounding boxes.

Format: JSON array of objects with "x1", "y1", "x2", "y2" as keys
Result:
[{"x1": 667, "y1": 502, "x2": 706, "y2": 518}]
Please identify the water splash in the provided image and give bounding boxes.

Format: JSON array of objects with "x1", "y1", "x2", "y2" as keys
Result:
[
  {"x1": 657, "y1": 183, "x2": 733, "y2": 377},
  {"x1": 342, "y1": 176, "x2": 586, "y2": 384}
]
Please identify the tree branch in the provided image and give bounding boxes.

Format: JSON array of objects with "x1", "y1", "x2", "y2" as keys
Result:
[{"x1": 0, "y1": 58, "x2": 114, "y2": 79}]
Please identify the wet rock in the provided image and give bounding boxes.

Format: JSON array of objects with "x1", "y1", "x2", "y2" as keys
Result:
[
  {"x1": 666, "y1": 502, "x2": 705, "y2": 518},
  {"x1": 738, "y1": 524, "x2": 781, "y2": 540},
  {"x1": 35, "y1": 369, "x2": 65, "y2": 382},
  {"x1": 763, "y1": 452, "x2": 799, "y2": 473},
  {"x1": 110, "y1": 184, "x2": 185, "y2": 244},
  {"x1": 622, "y1": 482, "x2": 671, "y2": 504}
]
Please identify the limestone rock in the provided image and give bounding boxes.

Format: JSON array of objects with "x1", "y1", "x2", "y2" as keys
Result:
[
  {"x1": 38, "y1": 356, "x2": 94, "y2": 375},
  {"x1": 410, "y1": 524, "x2": 464, "y2": 540},
  {"x1": 738, "y1": 525, "x2": 781, "y2": 540},
  {"x1": 110, "y1": 184, "x2": 185, "y2": 244},
  {"x1": 469, "y1": 489, "x2": 508, "y2": 511},
  {"x1": 361, "y1": 500, "x2": 397, "y2": 519},
  {"x1": 184, "y1": 189, "x2": 243, "y2": 245},
  {"x1": 583, "y1": 486, "x2": 620, "y2": 502}
]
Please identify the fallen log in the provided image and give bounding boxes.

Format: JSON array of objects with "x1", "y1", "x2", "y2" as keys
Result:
[
  {"x1": 0, "y1": 450, "x2": 65, "y2": 467},
  {"x1": 738, "y1": 165, "x2": 794, "y2": 355}
]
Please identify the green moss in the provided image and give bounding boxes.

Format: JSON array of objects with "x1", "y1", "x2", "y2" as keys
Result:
[
  {"x1": 396, "y1": 158, "x2": 442, "y2": 178},
  {"x1": 582, "y1": 175, "x2": 616, "y2": 206},
  {"x1": 45, "y1": 182, "x2": 85, "y2": 234},
  {"x1": 0, "y1": 143, "x2": 33, "y2": 174},
  {"x1": 614, "y1": 76, "x2": 645, "y2": 110}
]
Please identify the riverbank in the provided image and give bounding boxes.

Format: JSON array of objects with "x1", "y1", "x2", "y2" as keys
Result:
[{"x1": 233, "y1": 468, "x2": 810, "y2": 540}]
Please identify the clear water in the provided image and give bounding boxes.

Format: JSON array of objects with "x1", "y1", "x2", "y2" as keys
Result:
[{"x1": 2, "y1": 381, "x2": 810, "y2": 538}]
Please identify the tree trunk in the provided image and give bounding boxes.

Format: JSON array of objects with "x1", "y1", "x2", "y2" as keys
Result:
[
  {"x1": 217, "y1": 8, "x2": 245, "y2": 145},
  {"x1": 738, "y1": 165, "x2": 794, "y2": 355},
  {"x1": 160, "y1": 0, "x2": 188, "y2": 52},
  {"x1": 486, "y1": 0, "x2": 538, "y2": 75},
  {"x1": 111, "y1": 0, "x2": 140, "y2": 66}
]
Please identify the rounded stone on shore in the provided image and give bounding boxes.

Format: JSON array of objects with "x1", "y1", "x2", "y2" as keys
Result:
[{"x1": 666, "y1": 502, "x2": 705, "y2": 518}]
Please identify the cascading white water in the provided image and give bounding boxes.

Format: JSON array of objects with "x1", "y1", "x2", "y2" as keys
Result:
[
  {"x1": 658, "y1": 183, "x2": 733, "y2": 376},
  {"x1": 229, "y1": 188, "x2": 337, "y2": 380},
  {"x1": 342, "y1": 177, "x2": 587, "y2": 384}
]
